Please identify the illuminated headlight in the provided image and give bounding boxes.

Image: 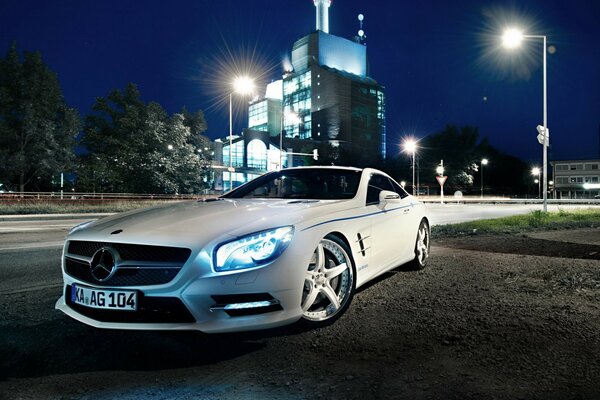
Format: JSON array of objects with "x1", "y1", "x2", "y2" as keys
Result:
[
  {"x1": 214, "y1": 226, "x2": 294, "y2": 272},
  {"x1": 68, "y1": 220, "x2": 95, "y2": 235}
]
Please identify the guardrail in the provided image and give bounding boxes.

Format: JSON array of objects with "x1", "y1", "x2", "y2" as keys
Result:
[
  {"x1": 418, "y1": 196, "x2": 600, "y2": 205},
  {"x1": 1, "y1": 192, "x2": 599, "y2": 206},
  {"x1": 0, "y1": 191, "x2": 220, "y2": 204}
]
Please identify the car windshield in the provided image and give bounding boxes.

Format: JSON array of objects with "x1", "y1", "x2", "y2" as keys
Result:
[{"x1": 222, "y1": 168, "x2": 362, "y2": 200}]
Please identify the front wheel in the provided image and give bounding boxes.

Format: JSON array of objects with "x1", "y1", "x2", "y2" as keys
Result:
[
  {"x1": 407, "y1": 219, "x2": 430, "y2": 270},
  {"x1": 300, "y1": 235, "x2": 355, "y2": 327}
]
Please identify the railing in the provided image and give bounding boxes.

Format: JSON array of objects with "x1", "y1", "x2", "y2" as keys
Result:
[
  {"x1": 418, "y1": 195, "x2": 600, "y2": 205},
  {"x1": 1, "y1": 192, "x2": 598, "y2": 206},
  {"x1": 0, "y1": 191, "x2": 220, "y2": 203}
]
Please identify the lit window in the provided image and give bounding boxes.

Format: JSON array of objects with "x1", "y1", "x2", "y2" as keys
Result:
[{"x1": 247, "y1": 139, "x2": 267, "y2": 169}]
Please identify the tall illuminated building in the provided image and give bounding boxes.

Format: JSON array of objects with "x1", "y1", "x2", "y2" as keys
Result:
[
  {"x1": 217, "y1": 1, "x2": 386, "y2": 190},
  {"x1": 281, "y1": 0, "x2": 386, "y2": 165}
]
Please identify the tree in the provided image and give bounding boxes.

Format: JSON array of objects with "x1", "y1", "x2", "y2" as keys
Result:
[
  {"x1": 78, "y1": 83, "x2": 212, "y2": 194},
  {"x1": 0, "y1": 43, "x2": 79, "y2": 192},
  {"x1": 407, "y1": 125, "x2": 530, "y2": 196}
]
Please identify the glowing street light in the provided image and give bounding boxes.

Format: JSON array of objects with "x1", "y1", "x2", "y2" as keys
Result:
[
  {"x1": 228, "y1": 76, "x2": 255, "y2": 191},
  {"x1": 532, "y1": 167, "x2": 541, "y2": 199},
  {"x1": 502, "y1": 28, "x2": 523, "y2": 49},
  {"x1": 502, "y1": 27, "x2": 549, "y2": 211},
  {"x1": 402, "y1": 138, "x2": 418, "y2": 196},
  {"x1": 481, "y1": 158, "x2": 488, "y2": 198}
]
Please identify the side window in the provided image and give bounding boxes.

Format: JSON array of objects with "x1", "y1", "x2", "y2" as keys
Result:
[
  {"x1": 389, "y1": 178, "x2": 410, "y2": 199},
  {"x1": 366, "y1": 174, "x2": 395, "y2": 205}
]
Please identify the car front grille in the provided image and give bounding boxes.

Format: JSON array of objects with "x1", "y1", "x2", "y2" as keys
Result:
[
  {"x1": 65, "y1": 285, "x2": 195, "y2": 323},
  {"x1": 65, "y1": 240, "x2": 192, "y2": 287}
]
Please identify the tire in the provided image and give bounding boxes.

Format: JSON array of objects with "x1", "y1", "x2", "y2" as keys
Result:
[
  {"x1": 407, "y1": 219, "x2": 430, "y2": 270},
  {"x1": 300, "y1": 234, "x2": 356, "y2": 327}
]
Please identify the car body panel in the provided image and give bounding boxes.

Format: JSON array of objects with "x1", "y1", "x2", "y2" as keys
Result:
[{"x1": 56, "y1": 167, "x2": 428, "y2": 333}]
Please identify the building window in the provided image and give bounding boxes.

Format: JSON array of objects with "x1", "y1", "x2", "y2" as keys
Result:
[
  {"x1": 555, "y1": 164, "x2": 568, "y2": 171},
  {"x1": 249, "y1": 100, "x2": 269, "y2": 130},
  {"x1": 569, "y1": 176, "x2": 583, "y2": 183},
  {"x1": 247, "y1": 139, "x2": 267, "y2": 170},
  {"x1": 222, "y1": 140, "x2": 244, "y2": 168},
  {"x1": 283, "y1": 70, "x2": 312, "y2": 139},
  {"x1": 556, "y1": 177, "x2": 569, "y2": 184},
  {"x1": 570, "y1": 164, "x2": 583, "y2": 170}
]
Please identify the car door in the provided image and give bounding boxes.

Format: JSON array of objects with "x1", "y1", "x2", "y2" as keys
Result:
[{"x1": 365, "y1": 173, "x2": 415, "y2": 276}]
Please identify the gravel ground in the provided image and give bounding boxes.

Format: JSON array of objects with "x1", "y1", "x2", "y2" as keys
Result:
[{"x1": 1, "y1": 229, "x2": 599, "y2": 399}]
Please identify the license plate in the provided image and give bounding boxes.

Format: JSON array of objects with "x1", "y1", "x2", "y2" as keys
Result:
[{"x1": 71, "y1": 285, "x2": 137, "y2": 311}]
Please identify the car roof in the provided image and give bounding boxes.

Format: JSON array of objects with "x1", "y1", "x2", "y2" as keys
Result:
[{"x1": 282, "y1": 166, "x2": 363, "y2": 172}]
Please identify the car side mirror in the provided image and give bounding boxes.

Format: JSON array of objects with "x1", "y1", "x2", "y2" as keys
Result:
[{"x1": 379, "y1": 190, "x2": 400, "y2": 207}]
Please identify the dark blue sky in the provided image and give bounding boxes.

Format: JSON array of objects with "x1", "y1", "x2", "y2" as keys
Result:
[{"x1": 1, "y1": 0, "x2": 599, "y2": 162}]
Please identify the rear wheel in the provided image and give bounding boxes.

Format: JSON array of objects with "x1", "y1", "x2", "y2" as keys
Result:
[
  {"x1": 300, "y1": 235, "x2": 355, "y2": 327},
  {"x1": 407, "y1": 219, "x2": 430, "y2": 270}
]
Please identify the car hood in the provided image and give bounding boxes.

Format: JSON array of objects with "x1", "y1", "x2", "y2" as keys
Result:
[{"x1": 69, "y1": 198, "x2": 353, "y2": 248}]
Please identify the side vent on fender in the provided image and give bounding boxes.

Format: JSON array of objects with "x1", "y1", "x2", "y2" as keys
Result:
[{"x1": 356, "y1": 233, "x2": 370, "y2": 257}]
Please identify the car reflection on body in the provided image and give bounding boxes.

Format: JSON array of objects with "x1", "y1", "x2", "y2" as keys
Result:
[{"x1": 56, "y1": 166, "x2": 430, "y2": 333}]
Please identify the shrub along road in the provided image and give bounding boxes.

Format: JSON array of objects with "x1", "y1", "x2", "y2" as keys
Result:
[{"x1": 1, "y1": 226, "x2": 599, "y2": 399}]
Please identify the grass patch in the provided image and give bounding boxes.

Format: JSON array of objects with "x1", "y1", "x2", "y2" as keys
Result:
[
  {"x1": 0, "y1": 201, "x2": 178, "y2": 215},
  {"x1": 432, "y1": 208, "x2": 600, "y2": 238}
]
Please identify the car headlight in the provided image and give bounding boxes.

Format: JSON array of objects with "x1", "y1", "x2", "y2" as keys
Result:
[
  {"x1": 214, "y1": 226, "x2": 294, "y2": 272},
  {"x1": 68, "y1": 220, "x2": 95, "y2": 235}
]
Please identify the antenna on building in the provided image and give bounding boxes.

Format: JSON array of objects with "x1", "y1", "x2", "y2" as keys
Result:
[
  {"x1": 356, "y1": 13, "x2": 366, "y2": 45},
  {"x1": 313, "y1": 0, "x2": 332, "y2": 33}
]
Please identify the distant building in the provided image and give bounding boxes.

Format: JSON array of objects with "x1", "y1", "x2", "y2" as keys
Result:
[
  {"x1": 551, "y1": 159, "x2": 600, "y2": 199},
  {"x1": 283, "y1": 30, "x2": 386, "y2": 164},
  {"x1": 216, "y1": 0, "x2": 386, "y2": 190},
  {"x1": 213, "y1": 129, "x2": 285, "y2": 192}
]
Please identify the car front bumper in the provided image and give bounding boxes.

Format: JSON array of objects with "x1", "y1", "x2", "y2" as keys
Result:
[{"x1": 55, "y1": 235, "x2": 315, "y2": 333}]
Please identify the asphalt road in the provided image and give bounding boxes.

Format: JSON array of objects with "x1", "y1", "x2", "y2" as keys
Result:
[
  {"x1": 0, "y1": 204, "x2": 596, "y2": 300},
  {"x1": 0, "y1": 205, "x2": 599, "y2": 399}
]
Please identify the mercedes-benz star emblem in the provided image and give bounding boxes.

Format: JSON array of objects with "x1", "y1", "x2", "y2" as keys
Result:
[{"x1": 89, "y1": 247, "x2": 119, "y2": 282}]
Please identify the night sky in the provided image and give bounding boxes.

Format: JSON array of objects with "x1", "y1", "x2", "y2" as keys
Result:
[{"x1": 1, "y1": 0, "x2": 599, "y2": 163}]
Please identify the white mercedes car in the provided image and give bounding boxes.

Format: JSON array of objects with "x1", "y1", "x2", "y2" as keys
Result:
[{"x1": 56, "y1": 167, "x2": 430, "y2": 333}]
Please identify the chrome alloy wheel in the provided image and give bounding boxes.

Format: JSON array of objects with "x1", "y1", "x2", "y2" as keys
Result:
[
  {"x1": 415, "y1": 223, "x2": 430, "y2": 266},
  {"x1": 301, "y1": 237, "x2": 354, "y2": 322},
  {"x1": 405, "y1": 219, "x2": 431, "y2": 271}
]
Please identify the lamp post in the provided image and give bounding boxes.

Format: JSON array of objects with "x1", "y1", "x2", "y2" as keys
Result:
[
  {"x1": 436, "y1": 161, "x2": 445, "y2": 204},
  {"x1": 480, "y1": 158, "x2": 488, "y2": 198},
  {"x1": 502, "y1": 28, "x2": 549, "y2": 212},
  {"x1": 403, "y1": 139, "x2": 417, "y2": 196},
  {"x1": 228, "y1": 76, "x2": 255, "y2": 191},
  {"x1": 532, "y1": 167, "x2": 541, "y2": 199}
]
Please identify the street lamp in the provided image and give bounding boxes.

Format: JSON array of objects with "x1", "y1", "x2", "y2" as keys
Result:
[
  {"x1": 502, "y1": 28, "x2": 549, "y2": 211},
  {"x1": 481, "y1": 158, "x2": 488, "y2": 198},
  {"x1": 228, "y1": 76, "x2": 255, "y2": 191},
  {"x1": 532, "y1": 167, "x2": 541, "y2": 199},
  {"x1": 402, "y1": 138, "x2": 417, "y2": 196},
  {"x1": 436, "y1": 161, "x2": 445, "y2": 204}
]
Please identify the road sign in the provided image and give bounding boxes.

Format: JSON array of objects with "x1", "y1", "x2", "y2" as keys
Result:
[{"x1": 436, "y1": 176, "x2": 447, "y2": 187}]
